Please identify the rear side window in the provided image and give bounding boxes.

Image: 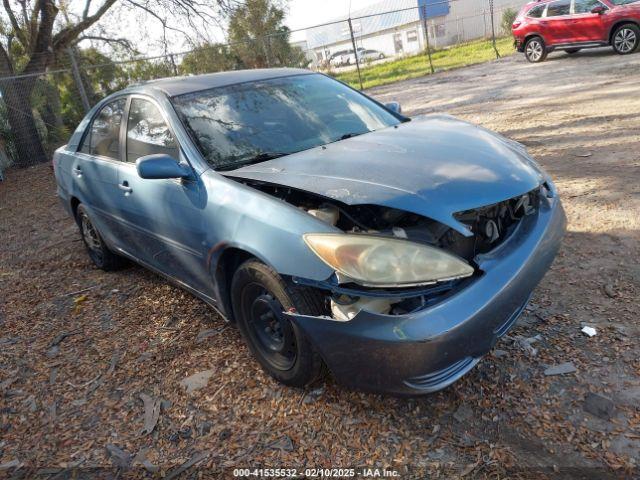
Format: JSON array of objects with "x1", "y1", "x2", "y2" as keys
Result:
[
  {"x1": 80, "y1": 98, "x2": 126, "y2": 159},
  {"x1": 126, "y1": 98, "x2": 179, "y2": 163},
  {"x1": 546, "y1": 0, "x2": 571, "y2": 16},
  {"x1": 527, "y1": 4, "x2": 546, "y2": 17}
]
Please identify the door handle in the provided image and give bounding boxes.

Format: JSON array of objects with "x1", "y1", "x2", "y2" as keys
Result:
[
  {"x1": 119, "y1": 181, "x2": 133, "y2": 194},
  {"x1": 73, "y1": 166, "x2": 82, "y2": 177}
]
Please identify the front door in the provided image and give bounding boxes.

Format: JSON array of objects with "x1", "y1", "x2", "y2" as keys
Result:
[
  {"x1": 542, "y1": 0, "x2": 573, "y2": 44},
  {"x1": 116, "y1": 96, "x2": 211, "y2": 293},
  {"x1": 571, "y1": 0, "x2": 609, "y2": 42},
  {"x1": 393, "y1": 33, "x2": 404, "y2": 54}
]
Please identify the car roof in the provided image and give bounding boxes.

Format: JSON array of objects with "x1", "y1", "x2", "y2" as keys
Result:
[{"x1": 128, "y1": 68, "x2": 313, "y2": 98}]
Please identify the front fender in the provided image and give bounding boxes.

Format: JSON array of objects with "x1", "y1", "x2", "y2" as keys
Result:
[{"x1": 203, "y1": 171, "x2": 337, "y2": 282}]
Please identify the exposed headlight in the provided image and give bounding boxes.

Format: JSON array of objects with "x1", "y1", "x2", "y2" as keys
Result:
[{"x1": 303, "y1": 233, "x2": 474, "y2": 287}]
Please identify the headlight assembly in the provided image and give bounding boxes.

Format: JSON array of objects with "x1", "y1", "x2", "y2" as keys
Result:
[{"x1": 303, "y1": 233, "x2": 474, "y2": 288}]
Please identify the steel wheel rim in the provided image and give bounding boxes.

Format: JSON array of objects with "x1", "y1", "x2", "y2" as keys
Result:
[
  {"x1": 80, "y1": 213, "x2": 103, "y2": 261},
  {"x1": 527, "y1": 41, "x2": 543, "y2": 61},
  {"x1": 615, "y1": 29, "x2": 636, "y2": 53},
  {"x1": 243, "y1": 284, "x2": 297, "y2": 371}
]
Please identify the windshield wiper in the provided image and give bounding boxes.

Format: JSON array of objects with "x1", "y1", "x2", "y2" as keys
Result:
[
  {"x1": 216, "y1": 152, "x2": 289, "y2": 171},
  {"x1": 338, "y1": 131, "x2": 367, "y2": 141}
]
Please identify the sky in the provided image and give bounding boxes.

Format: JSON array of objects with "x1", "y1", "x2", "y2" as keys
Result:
[
  {"x1": 74, "y1": 0, "x2": 385, "y2": 57},
  {"x1": 287, "y1": 0, "x2": 384, "y2": 42},
  {"x1": 287, "y1": 0, "x2": 382, "y2": 30}
]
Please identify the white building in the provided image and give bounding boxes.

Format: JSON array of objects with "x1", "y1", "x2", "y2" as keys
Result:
[{"x1": 305, "y1": 0, "x2": 523, "y2": 64}]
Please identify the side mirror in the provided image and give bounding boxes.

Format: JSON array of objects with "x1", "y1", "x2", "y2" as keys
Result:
[
  {"x1": 591, "y1": 5, "x2": 605, "y2": 14},
  {"x1": 136, "y1": 154, "x2": 191, "y2": 179},
  {"x1": 385, "y1": 101, "x2": 402, "y2": 114}
]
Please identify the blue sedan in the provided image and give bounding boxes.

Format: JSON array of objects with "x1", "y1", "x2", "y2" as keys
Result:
[{"x1": 53, "y1": 69, "x2": 566, "y2": 395}]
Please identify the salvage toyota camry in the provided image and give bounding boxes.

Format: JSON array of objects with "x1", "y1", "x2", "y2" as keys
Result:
[{"x1": 53, "y1": 69, "x2": 566, "y2": 395}]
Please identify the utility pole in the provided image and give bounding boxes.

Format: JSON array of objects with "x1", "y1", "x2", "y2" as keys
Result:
[
  {"x1": 347, "y1": 18, "x2": 364, "y2": 90},
  {"x1": 489, "y1": 0, "x2": 501, "y2": 58},
  {"x1": 421, "y1": 4, "x2": 435, "y2": 74}
]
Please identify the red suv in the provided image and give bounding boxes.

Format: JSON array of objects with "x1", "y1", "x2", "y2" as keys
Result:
[{"x1": 513, "y1": 0, "x2": 640, "y2": 62}]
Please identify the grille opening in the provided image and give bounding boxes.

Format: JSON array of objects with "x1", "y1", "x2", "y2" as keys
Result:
[{"x1": 454, "y1": 188, "x2": 541, "y2": 256}]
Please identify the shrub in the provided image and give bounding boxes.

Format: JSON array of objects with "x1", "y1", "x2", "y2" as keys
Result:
[{"x1": 501, "y1": 8, "x2": 518, "y2": 35}]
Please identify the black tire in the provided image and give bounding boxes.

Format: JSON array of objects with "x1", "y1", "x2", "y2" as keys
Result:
[
  {"x1": 566, "y1": 48, "x2": 581, "y2": 54},
  {"x1": 231, "y1": 259, "x2": 326, "y2": 387},
  {"x1": 76, "y1": 204, "x2": 125, "y2": 271},
  {"x1": 524, "y1": 36, "x2": 548, "y2": 63},
  {"x1": 612, "y1": 24, "x2": 640, "y2": 55}
]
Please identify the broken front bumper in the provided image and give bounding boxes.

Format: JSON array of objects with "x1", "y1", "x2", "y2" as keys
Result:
[{"x1": 287, "y1": 195, "x2": 566, "y2": 395}]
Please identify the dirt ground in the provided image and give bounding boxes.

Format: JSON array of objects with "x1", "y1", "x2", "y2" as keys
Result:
[{"x1": 1, "y1": 48, "x2": 639, "y2": 479}]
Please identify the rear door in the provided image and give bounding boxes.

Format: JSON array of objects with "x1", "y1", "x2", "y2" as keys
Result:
[
  {"x1": 543, "y1": 0, "x2": 574, "y2": 44},
  {"x1": 71, "y1": 97, "x2": 127, "y2": 248},
  {"x1": 116, "y1": 95, "x2": 211, "y2": 292},
  {"x1": 571, "y1": 0, "x2": 609, "y2": 42}
]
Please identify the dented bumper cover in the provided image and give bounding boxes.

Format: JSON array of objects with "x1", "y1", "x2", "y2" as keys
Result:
[{"x1": 286, "y1": 195, "x2": 566, "y2": 395}]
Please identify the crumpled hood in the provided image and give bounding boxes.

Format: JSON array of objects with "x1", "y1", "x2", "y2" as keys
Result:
[{"x1": 224, "y1": 114, "x2": 545, "y2": 235}]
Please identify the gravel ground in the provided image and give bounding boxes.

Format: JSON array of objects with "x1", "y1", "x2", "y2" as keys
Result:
[{"x1": 1, "y1": 48, "x2": 639, "y2": 479}]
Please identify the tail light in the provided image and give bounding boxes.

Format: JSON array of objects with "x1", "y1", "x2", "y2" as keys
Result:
[{"x1": 512, "y1": 21, "x2": 522, "y2": 29}]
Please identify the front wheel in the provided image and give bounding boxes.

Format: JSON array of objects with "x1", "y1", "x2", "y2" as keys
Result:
[
  {"x1": 612, "y1": 24, "x2": 640, "y2": 55},
  {"x1": 231, "y1": 259, "x2": 326, "y2": 387},
  {"x1": 525, "y1": 36, "x2": 548, "y2": 63},
  {"x1": 76, "y1": 204, "x2": 125, "y2": 271}
]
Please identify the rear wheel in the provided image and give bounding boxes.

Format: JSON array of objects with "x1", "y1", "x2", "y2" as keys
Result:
[
  {"x1": 231, "y1": 259, "x2": 326, "y2": 387},
  {"x1": 566, "y1": 48, "x2": 581, "y2": 54},
  {"x1": 76, "y1": 204, "x2": 125, "y2": 271},
  {"x1": 612, "y1": 24, "x2": 639, "y2": 55},
  {"x1": 525, "y1": 36, "x2": 548, "y2": 63}
]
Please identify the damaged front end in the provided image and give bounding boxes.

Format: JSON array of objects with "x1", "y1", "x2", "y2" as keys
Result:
[{"x1": 227, "y1": 177, "x2": 544, "y2": 321}]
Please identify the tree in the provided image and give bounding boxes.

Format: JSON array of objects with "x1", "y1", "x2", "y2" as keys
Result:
[
  {"x1": 0, "y1": 0, "x2": 234, "y2": 168},
  {"x1": 501, "y1": 8, "x2": 518, "y2": 36},
  {"x1": 228, "y1": 0, "x2": 304, "y2": 69},
  {"x1": 180, "y1": 43, "x2": 238, "y2": 75}
]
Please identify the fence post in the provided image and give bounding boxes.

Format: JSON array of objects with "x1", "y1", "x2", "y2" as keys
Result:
[
  {"x1": 170, "y1": 54, "x2": 179, "y2": 76},
  {"x1": 68, "y1": 49, "x2": 91, "y2": 113},
  {"x1": 264, "y1": 36, "x2": 273, "y2": 68},
  {"x1": 489, "y1": 0, "x2": 501, "y2": 58},
  {"x1": 421, "y1": 4, "x2": 435, "y2": 74},
  {"x1": 347, "y1": 18, "x2": 364, "y2": 90}
]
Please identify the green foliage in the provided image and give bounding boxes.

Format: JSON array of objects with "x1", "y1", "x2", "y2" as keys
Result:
[
  {"x1": 125, "y1": 59, "x2": 176, "y2": 84},
  {"x1": 501, "y1": 8, "x2": 518, "y2": 35},
  {"x1": 0, "y1": 102, "x2": 18, "y2": 166},
  {"x1": 180, "y1": 44, "x2": 239, "y2": 75},
  {"x1": 228, "y1": 0, "x2": 306, "y2": 68},
  {"x1": 334, "y1": 37, "x2": 515, "y2": 90}
]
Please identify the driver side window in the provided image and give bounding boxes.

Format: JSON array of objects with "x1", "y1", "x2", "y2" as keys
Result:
[
  {"x1": 126, "y1": 98, "x2": 179, "y2": 163},
  {"x1": 546, "y1": 0, "x2": 571, "y2": 16},
  {"x1": 574, "y1": 0, "x2": 606, "y2": 13}
]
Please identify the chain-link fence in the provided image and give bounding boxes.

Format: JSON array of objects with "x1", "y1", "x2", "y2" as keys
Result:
[{"x1": 0, "y1": 0, "x2": 522, "y2": 174}]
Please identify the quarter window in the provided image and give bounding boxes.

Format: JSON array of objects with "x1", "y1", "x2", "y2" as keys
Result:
[
  {"x1": 80, "y1": 98, "x2": 126, "y2": 160},
  {"x1": 546, "y1": 0, "x2": 571, "y2": 16},
  {"x1": 527, "y1": 4, "x2": 546, "y2": 17},
  {"x1": 126, "y1": 98, "x2": 179, "y2": 163}
]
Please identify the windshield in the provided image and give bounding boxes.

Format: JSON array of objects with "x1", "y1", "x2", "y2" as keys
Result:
[
  {"x1": 609, "y1": 0, "x2": 639, "y2": 4},
  {"x1": 171, "y1": 73, "x2": 402, "y2": 170}
]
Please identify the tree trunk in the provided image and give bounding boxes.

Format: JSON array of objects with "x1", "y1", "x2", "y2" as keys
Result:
[{"x1": 0, "y1": 77, "x2": 48, "y2": 167}]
